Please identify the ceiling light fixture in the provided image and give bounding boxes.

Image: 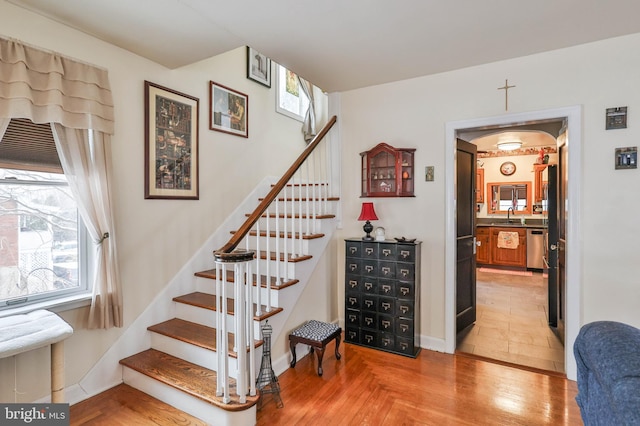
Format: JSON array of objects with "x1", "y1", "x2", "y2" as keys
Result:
[{"x1": 497, "y1": 141, "x2": 522, "y2": 151}]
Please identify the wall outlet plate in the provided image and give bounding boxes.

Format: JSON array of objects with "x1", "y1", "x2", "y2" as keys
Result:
[
  {"x1": 425, "y1": 166, "x2": 434, "y2": 181},
  {"x1": 615, "y1": 146, "x2": 637, "y2": 169}
]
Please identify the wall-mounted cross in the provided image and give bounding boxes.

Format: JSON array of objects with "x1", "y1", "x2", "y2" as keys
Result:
[{"x1": 497, "y1": 79, "x2": 516, "y2": 111}]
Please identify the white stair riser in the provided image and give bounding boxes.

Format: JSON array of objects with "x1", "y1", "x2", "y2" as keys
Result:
[
  {"x1": 241, "y1": 236, "x2": 312, "y2": 254},
  {"x1": 254, "y1": 216, "x2": 331, "y2": 233},
  {"x1": 150, "y1": 332, "x2": 229, "y2": 373},
  {"x1": 173, "y1": 302, "x2": 266, "y2": 337},
  {"x1": 122, "y1": 367, "x2": 256, "y2": 426},
  {"x1": 194, "y1": 279, "x2": 283, "y2": 307}
]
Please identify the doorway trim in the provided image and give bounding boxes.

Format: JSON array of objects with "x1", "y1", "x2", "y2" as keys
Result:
[{"x1": 444, "y1": 106, "x2": 582, "y2": 380}]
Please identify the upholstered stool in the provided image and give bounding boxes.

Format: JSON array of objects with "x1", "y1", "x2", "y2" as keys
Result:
[{"x1": 289, "y1": 320, "x2": 342, "y2": 376}]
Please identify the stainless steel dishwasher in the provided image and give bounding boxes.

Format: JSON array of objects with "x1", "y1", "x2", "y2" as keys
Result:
[{"x1": 526, "y1": 228, "x2": 546, "y2": 269}]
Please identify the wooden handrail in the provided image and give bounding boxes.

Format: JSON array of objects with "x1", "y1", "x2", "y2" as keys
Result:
[{"x1": 218, "y1": 115, "x2": 337, "y2": 253}]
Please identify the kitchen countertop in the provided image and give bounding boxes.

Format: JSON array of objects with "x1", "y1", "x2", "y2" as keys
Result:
[{"x1": 476, "y1": 220, "x2": 547, "y2": 229}]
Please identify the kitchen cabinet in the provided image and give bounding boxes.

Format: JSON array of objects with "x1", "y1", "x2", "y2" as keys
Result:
[
  {"x1": 476, "y1": 168, "x2": 485, "y2": 203},
  {"x1": 534, "y1": 164, "x2": 548, "y2": 203},
  {"x1": 476, "y1": 226, "x2": 528, "y2": 268},
  {"x1": 360, "y1": 142, "x2": 415, "y2": 197},
  {"x1": 476, "y1": 227, "x2": 491, "y2": 264},
  {"x1": 344, "y1": 239, "x2": 421, "y2": 357}
]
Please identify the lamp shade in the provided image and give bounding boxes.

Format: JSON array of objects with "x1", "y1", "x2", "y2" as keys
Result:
[{"x1": 357, "y1": 202, "x2": 378, "y2": 221}]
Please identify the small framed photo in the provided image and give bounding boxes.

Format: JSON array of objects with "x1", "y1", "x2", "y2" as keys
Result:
[
  {"x1": 144, "y1": 81, "x2": 199, "y2": 200},
  {"x1": 209, "y1": 81, "x2": 249, "y2": 138},
  {"x1": 246, "y1": 46, "x2": 271, "y2": 88},
  {"x1": 606, "y1": 106, "x2": 627, "y2": 130}
]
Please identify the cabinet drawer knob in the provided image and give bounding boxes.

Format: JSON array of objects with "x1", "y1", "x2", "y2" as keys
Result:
[
  {"x1": 382, "y1": 249, "x2": 391, "y2": 256},
  {"x1": 382, "y1": 267, "x2": 391, "y2": 275},
  {"x1": 366, "y1": 248, "x2": 373, "y2": 255},
  {"x1": 400, "y1": 250, "x2": 410, "y2": 258}
]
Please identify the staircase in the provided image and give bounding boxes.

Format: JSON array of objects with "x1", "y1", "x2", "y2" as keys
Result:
[{"x1": 118, "y1": 117, "x2": 339, "y2": 425}]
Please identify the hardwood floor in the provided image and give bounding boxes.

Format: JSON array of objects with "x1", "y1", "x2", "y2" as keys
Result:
[
  {"x1": 71, "y1": 341, "x2": 583, "y2": 425},
  {"x1": 457, "y1": 269, "x2": 565, "y2": 373}
]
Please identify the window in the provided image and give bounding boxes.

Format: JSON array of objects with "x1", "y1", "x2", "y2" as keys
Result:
[
  {"x1": 0, "y1": 120, "x2": 91, "y2": 311},
  {"x1": 275, "y1": 64, "x2": 309, "y2": 122}
]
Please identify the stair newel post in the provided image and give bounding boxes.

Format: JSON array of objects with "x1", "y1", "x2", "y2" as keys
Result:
[
  {"x1": 213, "y1": 260, "x2": 231, "y2": 403},
  {"x1": 214, "y1": 249, "x2": 254, "y2": 404}
]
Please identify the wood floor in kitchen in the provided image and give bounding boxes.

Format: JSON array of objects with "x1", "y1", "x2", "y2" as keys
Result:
[{"x1": 456, "y1": 269, "x2": 565, "y2": 374}]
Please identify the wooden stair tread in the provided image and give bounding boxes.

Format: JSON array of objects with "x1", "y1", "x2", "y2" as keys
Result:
[
  {"x1": 173, "y1": 292, "x2": 284, "y2": 321},
  {"x1": 258, "y1": 196, "x2": 339, "y2": 202},
  {"x1": 194, "y1": 269, "x2": 298, "y2": 290},
  {"x1": 231, "y1": 229, "x2": 325, "y2": 239},
  {"x1": 257, "y1": 250, "x2": 312, "y2": 262},
  {"x1": 148, "y1": 318, "x2": 263, "y2": 355},
  {"x1": 247, "y1": 212, "x2": 336, "y2": 220},
  {"x1": 119, "y1": 349, "x2": 259, "y2": 411}
]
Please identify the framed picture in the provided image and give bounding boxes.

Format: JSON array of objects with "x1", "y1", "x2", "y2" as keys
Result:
[
  {"x1": 246, "y1": 46, "x2": 271, "y2": 87},
  {"x1": 209, "y1": 81, "x2": 249, "y2": 138},
  {"x1": 144, "y1": 81, "x2": 199, "y2": 199}
]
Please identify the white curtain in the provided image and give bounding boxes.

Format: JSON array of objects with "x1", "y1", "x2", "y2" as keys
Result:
[
  {"x1": 0, "y1": 37, "x2": 121, "y2": 328},
  {"x1": 298, "y1": 76, "x2": 316, "y2": 143},
  {"x1": 52, "y1": 124, "x2": 122, "y2": 328}
]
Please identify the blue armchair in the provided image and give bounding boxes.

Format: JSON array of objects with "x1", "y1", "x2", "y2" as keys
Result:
[{"x1": 574, "y1": 321, "x2": 640, "y2": 425}]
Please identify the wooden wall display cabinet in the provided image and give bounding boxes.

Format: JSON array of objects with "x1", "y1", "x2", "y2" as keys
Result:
[
  {"x1": 361, "y1": 142, "x2": 415, "y2": 197},
  {"x1": 344, "y1": 239, "x2": 421, "y2": 357}
]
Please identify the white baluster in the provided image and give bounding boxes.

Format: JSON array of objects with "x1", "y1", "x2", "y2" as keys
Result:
[
  {"x1": 275, "y1": 196, "x2": 281, "y2": 288},
  {"x1": 283, "y1": 183, "x2": 288, "y2": 283},
  {"x1": 255, "y1": 218, "x2": 262, "y2": 317},
  {"x1": 246, "y1": 260, "x2": 256, "y2": 397},
  {"x1": 265, "y1": 207, "x2": 272, "y2": 313},
  {"x1": 234, "y1": 262, "x2": 247, "y2": 403}
]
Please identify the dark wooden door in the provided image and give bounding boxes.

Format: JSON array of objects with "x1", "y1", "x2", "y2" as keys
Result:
[
  {"x1": 556, "y1": 136, "x2": 568, "y2": 343},
  {"x1": 546, "y1": 165, "x2": 558, "y2": 327},
  {"x1": 456, "y1": 139, "x2": 477, "y2": 333}
]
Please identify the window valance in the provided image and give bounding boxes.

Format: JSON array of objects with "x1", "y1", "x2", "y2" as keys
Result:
[{"x1": 0, "y1": 37, "x2": 114, "y2": 134}]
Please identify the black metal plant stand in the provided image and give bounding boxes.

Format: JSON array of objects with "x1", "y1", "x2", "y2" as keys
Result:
[{"x1": 256, "y1": 320, "x2": 283, "y2": 409}]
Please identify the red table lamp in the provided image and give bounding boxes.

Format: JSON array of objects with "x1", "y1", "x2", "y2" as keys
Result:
[{"x1": 357, "y1": 202, "x2": 379, "y2": 241}]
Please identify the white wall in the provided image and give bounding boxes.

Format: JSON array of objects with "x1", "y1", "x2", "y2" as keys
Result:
[
  {"x1": 335, "y1": 32, "x2": 640, "y2": 348},
  {"x1": 0, "y1": 2, "x2": 310, "y2": 402}
]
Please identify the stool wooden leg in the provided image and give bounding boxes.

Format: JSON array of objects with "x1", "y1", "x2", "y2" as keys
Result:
[
  {"x1": 289, "y1": 339, "x2": 297, "y2": 368},
  {"x1": 314, "y1": 346, "x2": 326, "y2": 376},
  {"x1": 51, "y1": 341, "x2": 64, "y2": 403},
  {"x1": 334, "y1": 334, "x2": 342, "y2": 360}
]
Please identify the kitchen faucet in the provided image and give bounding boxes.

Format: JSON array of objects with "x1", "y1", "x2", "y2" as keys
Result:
[{"x1": 507, "y1": 207, "x2": 514, "y2": 223}]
